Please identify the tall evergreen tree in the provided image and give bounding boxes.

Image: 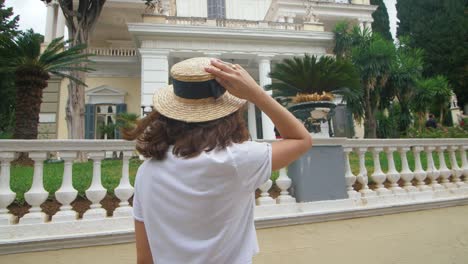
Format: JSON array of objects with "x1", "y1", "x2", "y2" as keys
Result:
[
  {"x1": 0, "y1": 0, "x2": 19, "y2": 135},
  {"x1": 370, "y1": 0, "x2": 393, "y2": 41},
  {"x1": 397, "y1": 0, "x2": 467, "y2": 108}
]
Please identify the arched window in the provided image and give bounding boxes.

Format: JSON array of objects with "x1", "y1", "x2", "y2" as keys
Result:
[{"x1": 207, "y1": 0, "x2": 225, "y2": 19}]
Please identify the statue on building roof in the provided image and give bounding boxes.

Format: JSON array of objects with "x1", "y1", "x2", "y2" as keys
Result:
[
  {"x1": 144, "y1": 0, "x2": 166, "y2": 15},
  {"x1": 303, "y1": 0, "x2": 319, "y2": 23}
]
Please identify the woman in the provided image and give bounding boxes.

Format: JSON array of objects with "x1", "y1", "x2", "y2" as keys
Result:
[{"x1": 124, "y1": 57, "x2": 312, "y2": 264}]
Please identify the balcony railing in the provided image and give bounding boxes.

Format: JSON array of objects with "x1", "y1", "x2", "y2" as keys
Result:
[
  {"x1": 144, "y1": 15, "x2": 311, "y2": 31},
  {"x1": 0, "y1": 138, "x2": 467, "y2": 253},
  {"x1": 89, "y1": 47, "x2": 137, "y2": 57}
]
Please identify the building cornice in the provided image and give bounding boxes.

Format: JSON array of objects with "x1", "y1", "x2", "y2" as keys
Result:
[{"x1": 128, "y1": 23, "x2": 334, "y2": 48}]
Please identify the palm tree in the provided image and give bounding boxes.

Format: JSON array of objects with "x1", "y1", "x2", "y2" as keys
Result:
[
  {"x1": 412, "y1": 76, "x2": 452, "y2": 128},
  {"x1": 0, "y1": 30, "x2": 91, "y2": 140},
  {"x1": 385, "y1": 38, "x2": 424, "y2": 135},
  {"x1": 334, "y1": 22, "x2": 396, "y2": 138},
  {"x1": 268, "y1": 54, "x2": 364, "y2": 119}
]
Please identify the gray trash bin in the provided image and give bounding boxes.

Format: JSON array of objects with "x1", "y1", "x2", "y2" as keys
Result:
[{"x1": 287, "y1": 141, "x2": 348, "y2": 202}]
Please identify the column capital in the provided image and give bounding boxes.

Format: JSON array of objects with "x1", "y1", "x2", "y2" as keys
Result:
[
  {"x1": 138, "y1": 49, "x2": 170, "y2": 58},
  {"x1": 204, "y1": 52, "x2": 223, "y2": 58},
  {"x1": 256, "y1": 54, "x2": 275, "y2": 64}
]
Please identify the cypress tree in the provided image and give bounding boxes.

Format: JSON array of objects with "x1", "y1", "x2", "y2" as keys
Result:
[
  {"x1": 0, "y1": 0, "x2": 19, "y2": 135},
  {"x1": 370, "y1": 0, "x2": 393, "y2": 41},
  {"x1": 397, "y1": 0, "x2": 468, "y2": 108}
]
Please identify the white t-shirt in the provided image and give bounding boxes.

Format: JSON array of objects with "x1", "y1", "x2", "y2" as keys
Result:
[{"x1": 132, "y1": 141, "x2": 272, "y2": 264}]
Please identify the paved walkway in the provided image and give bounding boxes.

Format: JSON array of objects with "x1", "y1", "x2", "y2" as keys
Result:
[{"x1": 2, "y1": 205, "x2": 468, "y2": 264}]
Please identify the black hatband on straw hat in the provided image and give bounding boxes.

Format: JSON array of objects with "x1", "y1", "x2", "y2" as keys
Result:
[{"x1": 172, "y1": 79, "x2": 226, "y2": 100}]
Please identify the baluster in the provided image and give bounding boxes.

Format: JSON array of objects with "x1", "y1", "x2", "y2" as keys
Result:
[
  {"x1": 0, "y1": 152, "x2": 16, "y2": 225},
  {"x1": 370, "y1": 147, "x2": 391, "y2": 196},
  {"x1": 355, "y1": 147, "x2": 376, "y2": 197},
  {"x1": 398, "y1": 147, "x2": 417, "y2": 193},
  {"x1": 83, "y1": 152, "x2": 107, "y2": 219},
  {"x1": 460, "y1": 146, "x2": 468, "y2": 184},
  {"x1": 256, "y1": 179, "x2": 275, "y2": 206},
  {"x1": 437, "y1": 146, "x2": 453, "y2": 189},
  {"x1": 384, "y1": 147, "x2": 404, "y2": 195},
  {"x1": 424, "y1": 146, "x2": 443, "y2": 191},
  {"x1": 344, "y1": 148, "x2": 360, "y2": 199},
  {"x1": 53, "y1": 152, "x2": 78, "y2": 222},
  {"x1": 412, "y1": 146, "x2": 430, "y2": 191},
  {"x1": 21, "y1": 152, "x2": 49, "y2": 224},
  {"x1": 114, "y1": 151, "x2": 135, "y2": 217},
  {"x1": 275, "y1": 168, "x2": 295, "y2": 204},
  {"x1": 447, "y1": 146, "x2": 464, "y2": 187}
]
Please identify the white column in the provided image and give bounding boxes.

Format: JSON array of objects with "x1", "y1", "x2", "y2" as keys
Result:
[
  {"x1": 248, "y1": 103, "x2": 257, "y2": 140},
  {"x1": 0, "y1": 152, "x2": 16, "y2": 225},
  {"x1": 370, "y1": 147, "x2": 390, "y2": 196},
  {"x1": 355, "y1": 147, "x2": 376, "y2": 198},
  {"x1": 257, "y1": 55, "x2": 275, "y2": 140},
  {"x1": 385, "y1": 147, "x2": 404, "y2": 195},
  {"x1": 398, "y1": 147, "x2": 417, "y2": 193},
  {"x1": 53, "y1": 152, "x2": 78, "y2": 222},
  {"x1": 139, "y1": 49, "x2": 170, "y2": 112},
  {"x1": 114, "y1": 151, "x2": 135, "y2": 217},
  {"x1": 448, "y1": 146, "x2": 464, "y2": 187},
  {"x1": 424, "y1": 146, "x2": 443, "y2": 191},
  {"x1": 44, "y1": 3, "x2": 56, "y2": 43},
  {"x1": 21, "y1": 152, "x2": 49, "y2": 224},
  {"x1": 412, "y1": 146, "x2": 430, "y2": 191},
  {"x1": 344, "y1": 148, "x2": 360, "y2": 199},
  {"x1": 256, "y1": 179, "x2": 275, "y2": 206},
  {"x1": 365, "y1": 21, "x2": 372, "y2": 32},
  {"x1": 83, "y1": 152, "x2": 107, "y2": 219},
  {"x1": 437, "y1": 146, "x2": 453, "y2": 189},
  {"x1": 460, "y1": 146, "x2": 468, "y2": 184},
  {"x1": 275, "y1": 168, "x2": 295, "y2": 204},
  {"x1": 56, "y1": 5, "x2": 66, "y2": 38}
]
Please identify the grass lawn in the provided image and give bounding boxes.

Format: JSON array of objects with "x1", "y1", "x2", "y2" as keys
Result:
[{"x1": 9, "y1": 152, "x2": 462, "y2": 204}]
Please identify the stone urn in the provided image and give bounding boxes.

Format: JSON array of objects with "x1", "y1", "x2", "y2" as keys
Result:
[{"x1": 287, "y1": 101, "x2": 337, "y2": 137}]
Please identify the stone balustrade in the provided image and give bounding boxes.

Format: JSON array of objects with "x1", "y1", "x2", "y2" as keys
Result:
[
  {"x1": 0, "y1": 138, "x2": 467, "y2": 254},
  {"x1": 88, "y1": 47, "x2": 137, "y2": 57},
  {"x1": 143, "y1": 15, "x2": 310, "y2": 31},
  {"x1": 340, "y1": 139, "x2": 468, "y2": 205}
]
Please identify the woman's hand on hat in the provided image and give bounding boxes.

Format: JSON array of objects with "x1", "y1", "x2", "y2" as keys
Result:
[{"x1": 205, "y1": 59, "x2": 264, "y2": 103}]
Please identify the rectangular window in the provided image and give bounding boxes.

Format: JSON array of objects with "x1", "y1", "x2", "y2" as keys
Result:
[
  {"x1": 95, "y1": 104, "x2": 117, "y2": 139},
  {"x1": 207, "y1": 0, "x2": 226, "y2": 19}
]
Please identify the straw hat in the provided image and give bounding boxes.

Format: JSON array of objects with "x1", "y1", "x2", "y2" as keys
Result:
[{"x1": 153, "y1": 57, "x2": 246, "y2": 123}]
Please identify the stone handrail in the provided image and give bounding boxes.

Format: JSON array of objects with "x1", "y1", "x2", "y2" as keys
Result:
[
  {"x1": 0, "y1": 138, "x2": 467, "y2": 252},
  {"x1": 166, "y1": 16, "x2": 207, "y2": 25},
  {"x1": 89, "y1": 47, "x2": 137, "y2": 57},
  {"x1": 342, "y1": 139, "x2": 468, "y2": 203},
  {"x1": 267, "y1": 21, "x2": 305, "y2": 31},
  {"x1": 143, "y1": 15, "x2": 311, "y2": 31}
]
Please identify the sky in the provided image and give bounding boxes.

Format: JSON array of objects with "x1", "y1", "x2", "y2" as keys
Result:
[{"x1": 5, "y1": 0, "x2": 399, "y2": 39}]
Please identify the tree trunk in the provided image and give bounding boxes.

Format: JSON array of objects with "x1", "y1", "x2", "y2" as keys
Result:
[
  {"x1": 66, "y1": 70, "x2": 86, "y2": 139},
  {"x1": 364, "y1": 111, "x2": 377, "y2": 138},
  {"x1": 363, "y1": 85, "x2": 377, "y2": 138},
  {"x1": 13, "y1": 69, "x2": 49, "y2": 139},
  {"x1": 13, "y1": 68, "x2": 49, "y2": 166}
]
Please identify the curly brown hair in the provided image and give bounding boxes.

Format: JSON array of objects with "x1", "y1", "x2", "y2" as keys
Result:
[{"x1": 122, "y1": 108, "x2": 249, "y2": 160}]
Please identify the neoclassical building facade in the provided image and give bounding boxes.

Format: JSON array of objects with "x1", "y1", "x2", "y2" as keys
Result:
[{"x1": 39, "y1": 0, "x2": 376, "y2": 140}]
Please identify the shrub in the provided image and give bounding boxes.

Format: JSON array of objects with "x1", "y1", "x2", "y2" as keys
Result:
[{"x1": 406, "y1": 126, "x2": 468, "y2": 138}]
